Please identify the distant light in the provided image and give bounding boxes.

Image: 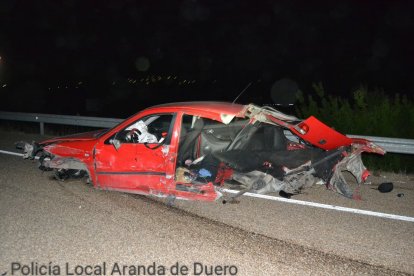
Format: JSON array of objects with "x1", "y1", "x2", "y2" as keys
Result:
[
  {"x1": 78, "y1": 81, "x2": 82, "y2": 85},
  {"x1": 2, "y1": 84, "x2": 7, "y2": 88}
]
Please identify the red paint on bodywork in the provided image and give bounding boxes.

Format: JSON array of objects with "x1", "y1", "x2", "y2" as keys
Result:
[
  {"x1": 38, "y1": 102, "x2": 247, "y2": 201},
  {"x1": 40, "y1": 129, "x2": 105, "y2": 144},
  {"x1": 151, "y1": 101, "x2": 245, "y2": 119},
  {"x1": 34, "y1": 102, "x2": 384, "y2": 202},
  {"x1": 290, "y1": 116, "x2": 353, "y2": 150},
  {"x1": 43, "y1": 140, "x2": 98, "y2": 183}
]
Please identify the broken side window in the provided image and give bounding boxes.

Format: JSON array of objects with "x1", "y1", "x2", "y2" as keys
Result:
[
  {"x1": 116, "y1": 114, "x2": 175, "y2": 144},
  {"x1": 175, "y1": 114, "x2": 246, "y2": 184}
]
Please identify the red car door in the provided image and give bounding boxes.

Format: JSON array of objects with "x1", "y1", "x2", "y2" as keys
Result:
[{"x1": 93, "y1": 114, "x2": 176, "y2": 196}]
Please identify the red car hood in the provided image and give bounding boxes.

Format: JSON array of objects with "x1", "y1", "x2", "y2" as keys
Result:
[{"x1": 40, "y1": 129, "x2": 106, "y2": 144}]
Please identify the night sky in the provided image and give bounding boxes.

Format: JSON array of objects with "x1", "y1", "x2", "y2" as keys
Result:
[{"x1": 0, "y1": 1, "x2": 413, "y2": 117}]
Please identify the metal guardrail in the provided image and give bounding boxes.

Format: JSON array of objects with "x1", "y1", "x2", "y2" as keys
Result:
[
  {"x1": 347, "y1": 135, "x2": 414, "y2": 155},
  {"x1": 0, "y1": 111, "x2": 122, "y2": 135},
  {"x1": 1, "y1": 111, "x2": 413, "y2": 154},
  {"x1": 283, "y1": 132, "x2": 414, "y2": 155}
]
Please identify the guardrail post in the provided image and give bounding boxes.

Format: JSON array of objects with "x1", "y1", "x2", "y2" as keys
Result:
[{"x1": 40, "y1": 122, "x2": 44, "y2": 135}]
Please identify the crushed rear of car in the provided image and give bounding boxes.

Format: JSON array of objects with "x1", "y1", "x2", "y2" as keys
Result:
[{"x1": 173, "y1": 104, "x2": 385, "y2": 201}]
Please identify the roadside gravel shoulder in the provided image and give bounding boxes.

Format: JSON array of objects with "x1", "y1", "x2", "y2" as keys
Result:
[{"x1": 0, "y1": 130, "x2": 413, "y2": 274}]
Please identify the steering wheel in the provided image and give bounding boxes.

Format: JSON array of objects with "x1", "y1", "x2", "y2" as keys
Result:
[
  {"x1": 125, "y1": 128, "x2": 141, "y2": 143},
  {"x1": 144, "y1": 137, "x2": 167, "y2": 150}
]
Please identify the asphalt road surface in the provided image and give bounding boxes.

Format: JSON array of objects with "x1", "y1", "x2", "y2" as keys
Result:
[{"x1": 0, "y1": 130, "x2": 413, "y2": 275}]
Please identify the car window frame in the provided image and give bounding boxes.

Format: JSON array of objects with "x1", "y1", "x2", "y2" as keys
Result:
[{"x1": 105, "y1": 113, "x2": 177, "y2": 145}]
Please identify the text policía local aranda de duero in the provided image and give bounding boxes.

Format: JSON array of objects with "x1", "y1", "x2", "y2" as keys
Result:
[{"x1": 8, "y1": 262, "x2": 238, "y2": 275}]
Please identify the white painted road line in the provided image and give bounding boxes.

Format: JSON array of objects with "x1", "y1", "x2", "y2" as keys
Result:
[
  {"x1": 0, "y1": 149, "x2": 413, "y2": 223},
  {"x1": 0, "y1": 149, "x2": 40, "y2": 159},
  {"x1": 222, "y1": 189, "x2": 414, "y2": 223},
  {"x1": 0, "y1": 149, "x2": 24, "y2": 157}
]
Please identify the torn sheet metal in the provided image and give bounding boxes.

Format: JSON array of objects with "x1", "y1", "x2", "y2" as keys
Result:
[
  {"x1": 15, "y1": 141, "x2": 39, "y2": 159},
  {"x1": 232, "y1": 170, "x2": 317, "y2": 195},
  {"x1": 43, "y1": 156, "x2": 88, "y2": 171},
  {"x1": 329, "y1": 152, "x2": 369, "y2": 198}
]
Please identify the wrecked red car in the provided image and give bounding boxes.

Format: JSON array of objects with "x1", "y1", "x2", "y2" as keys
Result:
[{"x1": 17, "y1": 102, "x2": 385, "y2": 202}]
